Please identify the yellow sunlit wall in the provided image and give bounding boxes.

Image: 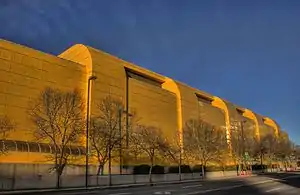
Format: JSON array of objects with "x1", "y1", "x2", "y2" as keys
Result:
[
  {"x1": 263, "y1": 117, "x2": 280, "y2": 137},
  {"x1": 0, "y1": 39, "x2": 284, "y2": 167},
  {"x1": 0, "y1": 40, "x2": 86, "y2": 164},
  {"x1": 243, "y1": 109, "x2": 260, "y2": 138},
  {"x1": 128, "y1": 76, "x2": 177, "y2": 138}
]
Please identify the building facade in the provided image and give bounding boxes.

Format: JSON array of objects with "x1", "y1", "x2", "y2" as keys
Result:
[{"x1": 0, "y1": 39, "x2": 282, "y2": 166}]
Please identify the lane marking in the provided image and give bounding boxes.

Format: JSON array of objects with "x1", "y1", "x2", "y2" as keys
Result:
[
  {"x1": 184, "y1": 175, "x2": 300, "y2": 195},
  {"x1": 186, "y1": 185, "x2": 243, "y2": 194},
  {"x1": 182, "y1": 184, "x2": 203, "y2": 189},
  {"x1": 265, "y1": 187, "x2": 281, "y2": 193},
  {"x1": 109, "y1": 193, "x2": 132, "y2": 195},
  {"x1": 153, "y1": 192, "x2": 172, "y2": 194}
]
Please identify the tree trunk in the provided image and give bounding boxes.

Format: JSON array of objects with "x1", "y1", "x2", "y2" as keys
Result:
[
  {"x1": 179, "y1": 151, "x2": 182, "y2": 181},
  {"x1": 96, "y1": 163, "x2": 104, "y2": 186},
  {"x1": 284, "y1": 161, "x2": 288, "y2": 172},
  {"x1": 269, "y1": 158, "x2": 273, "y2": 172},
  {"x1": 221, "y1": 163, "x2": 225, "y2": 177},
  {"x1": 56, "y1": 169, "x2": 61, "y2": 189},
  {"x1": 201, "y1": 164, "x2": 205, "y2": 179},
  {"x1": 238, "y1": 160, "x2": 242, "y2": 175},
  {"x1": 108, "y1": 148, "x2": 112, "y2": 186},
  {"x1": 97, "y1": 163, "x2": 104, "y2": 175},
  {"x1": 178, "y1": 164, "x2": 182, "y2": 181},
  {"x1": 55, "y1": 156, "x2": 59, "y2": 188},
  {"x1": 55, "y1": 162, "x2": 66, "y2": 189},
  {"x1": 149, "y1": 164, "x2": 153, "y2": 184},
  {"x1": 149, "y1": 156, "x2": 154, "y2": 184}
]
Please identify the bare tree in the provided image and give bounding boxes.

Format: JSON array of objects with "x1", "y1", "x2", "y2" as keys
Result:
[
  {"x1": 259, "y1": 133, "x2": 278, "y2": 169},
  {"x1": 294, "y1": 145, "x2": 300, "y2": 167},
  {"x1": 126, "y1": 134, "x2": 143, "y2": 164},
  {"x1": 28, "y1": 87, "x2": 85, "y2": 188},
  {"x1": 159, "y1": 131, "x2": 183, "y2": 180},
  {"x1": 130, "y1": 125, "x2": 165, "y2": 183},
  {"x1": 89, "y1": 96, "x2": 125, "y2": 177},
  {"x1": 0, "y1": 116, "x2": 15, "y2": 154},
  {"x1": 230, "y1": 121, "x2": 258, "y2": 172},
  {"x1": 274, "y1": 134, "x2": 293, "y2": 171},
  {"x1": 183, "y1": 119, "x2": 227, "y2": 177}
]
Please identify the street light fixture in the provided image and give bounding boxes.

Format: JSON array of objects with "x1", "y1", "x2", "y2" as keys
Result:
[{"x1": 85, "y1": 75, "x2": 97, "y2": 188}]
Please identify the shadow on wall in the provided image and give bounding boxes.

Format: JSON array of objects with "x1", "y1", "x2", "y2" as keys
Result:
[{"x1": 0, "y1": 163, "x2": 128, "y2": 178}]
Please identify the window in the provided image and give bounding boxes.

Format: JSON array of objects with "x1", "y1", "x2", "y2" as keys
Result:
[
  {"x1": 196, "y1": 94, "x2": 213, "y2": 105},
  {"x1": 127, "y1": 70, "x2": 162, "y2": 87},
  {"x1": 79, "y1": 147, "x2": 86, "y2": 155},
  {"x1": 62, "y1": 147, "x2": 71, "y2": 155},
  {"x1": 4, "y1": 140, "x2": 17, "y2": 151},
  {"x1": 28, "y1": 142, "x2": 40, "y2": 153},
  {"x1": 70, "y1": 147, "x2": 80, "y2": 155},
  {"x1": 16, "y1": 141, "x2": 29, "y2": 152},
  {"x1": 40, "y1": 143, "x2": 51, "y2": 153},
  {"x1": 236, "y1": 108, "x2": 244, "y2": 116},
  {"x1": 51, "y1": 145, "x2": 61, "y2": 154},
  {"x1": 0, "y1": 139, "x2": 84, "y2": 155},
  {"x1": 0, "y1": 140, "x2": 4, "y2": 151}
]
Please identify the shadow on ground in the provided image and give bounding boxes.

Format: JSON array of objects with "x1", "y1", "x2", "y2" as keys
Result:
[
  {"x1": 1, "y1": 173, "x2": 299, "y2": 195},
  {"x1": 187, "y1": 178, "x2": 279, "y2": 195},
  {"x1": 256, "y1": 171, "x2": 300, "y2": 189}
]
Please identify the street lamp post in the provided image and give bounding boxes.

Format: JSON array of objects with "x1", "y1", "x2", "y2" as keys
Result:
[
  {"x1": 85, "y1": 75, "x2": 97, "y2": 188},
  {"x1": 118, "y1": 108, "x2": 133, "y2": 175},
  {"x1": 118, "y1": 107, "x2": 123, "y2": 175}
]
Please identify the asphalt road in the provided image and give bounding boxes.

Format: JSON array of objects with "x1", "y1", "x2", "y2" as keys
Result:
[{"x1": 3, "y1": 173, "x2": 300, "y2": 195}]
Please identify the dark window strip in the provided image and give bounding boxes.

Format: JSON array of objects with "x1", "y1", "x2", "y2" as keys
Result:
[
  {"x1": 127, "y1": 71, "x2": 162, "y2": 87},
  {"x1": 0, "y1": 140, "x2": 86, "y2": 156}
]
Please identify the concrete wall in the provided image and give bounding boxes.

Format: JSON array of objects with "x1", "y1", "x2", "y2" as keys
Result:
[
  {"x1": 0, "y1": 171, "x2": 239, "y2": 190},
  {"x1": 0, "y1": 163, "x2": 131, "y2": 178}
]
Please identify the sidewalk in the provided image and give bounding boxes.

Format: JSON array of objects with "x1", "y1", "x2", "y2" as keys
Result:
[
  {"x1": 0, "y1": 179, "x2": 202, "y2": 195},
  {"x1": 0, "y1": 172, "x2": 277, "y2": 195}
]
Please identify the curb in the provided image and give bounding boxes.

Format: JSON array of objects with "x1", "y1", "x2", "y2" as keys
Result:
[
  {"x1": 1, "y1": 172, "x2": 290, "y2": 195},
  {"x1": 0, "y1": 179, "x2": 202, "y2": 195}
]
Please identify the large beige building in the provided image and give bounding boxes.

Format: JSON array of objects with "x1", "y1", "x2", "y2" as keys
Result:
[{"x1": 0, "y1": 39, "x2": 281, "y2": 165}]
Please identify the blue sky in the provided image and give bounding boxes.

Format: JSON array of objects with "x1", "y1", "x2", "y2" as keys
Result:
[{"x1": 0, "y1": 0, "x2": 299, "y2": 143}]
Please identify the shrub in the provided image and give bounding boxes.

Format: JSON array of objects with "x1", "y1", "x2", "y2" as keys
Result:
[
  {"x1": 168, "y1": 165, "x2": 192, "y2": 173},
  {"x1": 181, "y1": 165, "x2": 192, "y2": 173},
  {"x1": 205, "y1": 166, "x2": 223, "y2": 172},
  {"x1": 225, "y1": 165, "x2": 238, "y2": 171},
  {"x1": 133, "y1": 164, "x2": 150, "y2": 174},
  {"x1": 191, "y1": 165, "x2": 238, "y2": 172},
  {"x1": 192, "y1": 165, "x2": 203, "y2": 173},
  {"x1": 168, "y1": 166, "x2": 179, "y2": 173},
  {"x1": 133, "y1": 164, "x2": 165, "y2": 174},
  {"x1": 152, "y1": 165, "x2": 165, "y2": 174},
  {"x1": 252, "y1": 164, "x2": 268, "y2": 171}
]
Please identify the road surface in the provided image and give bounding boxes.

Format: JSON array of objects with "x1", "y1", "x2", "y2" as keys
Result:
[{"x1": 2, "y1": 172, "x2": 300, "y2": 195}]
